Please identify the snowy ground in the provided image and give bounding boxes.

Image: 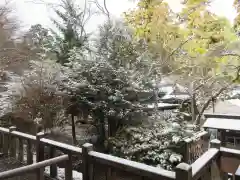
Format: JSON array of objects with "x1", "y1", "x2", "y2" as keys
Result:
[{"x1": 45, "y1": 166, "x2": 82, "y2": 180}]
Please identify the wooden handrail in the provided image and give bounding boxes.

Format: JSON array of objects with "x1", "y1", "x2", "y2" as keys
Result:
[
  {"x1": 12, "y1": 131, "x2": 36, "y2": 141},
  {"x1": 191, "y1": 148, "x2": 219, "y2": 180},
  {"x1": 0, "y1": 155, "x2": 68, "y2": 179},
  {"x1": 41, "y1": 138, "x2": 82, "y2": 154},
  {"x1": 0, "y1": 127, "x2": 36, "y2": 140},
  {"x1": 3, "y1": 126, "x2": 240, "y2": 180},
  {"x1": 220, "y1": 147, "x2": 240, "y2": 159},
  {"x1": 89, "y1": 151, "x2": 176, "y2": 180},
  {"x1": 0, "y1": 126, "x2": 82, "y2": 154},
  {"x1": 0, "y1": 127, "x2": 9, "y2": 133}
]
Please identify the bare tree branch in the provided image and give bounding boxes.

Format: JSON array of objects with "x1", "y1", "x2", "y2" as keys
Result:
[
  {"x1": 195, "y1": 86, "x2": 227, "y2": 124},
  {"x1": 91, "y1": 0, "x2": 110, "y2": 18}
]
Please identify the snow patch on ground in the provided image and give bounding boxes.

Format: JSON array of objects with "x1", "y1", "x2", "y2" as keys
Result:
[{"x1": 45, "y1": 166, "x2": 82, "y2": 180}]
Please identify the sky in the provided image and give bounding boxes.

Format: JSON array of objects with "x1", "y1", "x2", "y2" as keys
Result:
[
  {"x1": 5, "y1": 0, "x2": 137, "y2": 32},
  {"x1": 2, "y1": 0, "x2": 238, "y2": 32}
]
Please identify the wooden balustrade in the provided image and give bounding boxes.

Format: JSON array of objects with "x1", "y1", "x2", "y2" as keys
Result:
[
  {"x1": 0, "y1": 126, "x2": 82, "y2": 179},
  {"x1": 88, "y1": 150, "x2": 176, "y2": 180},
  {"x1": 0, "y1": 155, "x2": 69, "y2": 180},
  {"x1": 0, "y1": 125, "x2": 239, "y2": 180}
]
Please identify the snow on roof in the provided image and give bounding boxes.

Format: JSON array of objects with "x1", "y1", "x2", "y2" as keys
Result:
[
  {"x1": 204, "y1": 100, "x2": 240, "y2": 115},
  {"x1": 147, "y1": 103, "x2": 179, "y2": 109},
  {"x1": 203, "y1": 118, "x2": 240, "y2": 131},
  {"x1": 228, "y1": 99, "x2": 240, "y2": 107},
  {"x1": 161, "y1": 94, "x2": 190, "y2": 100}
]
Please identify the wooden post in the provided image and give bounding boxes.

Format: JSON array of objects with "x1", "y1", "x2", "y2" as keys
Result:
[
  {"x1": 0, "y1": 133, "x2": 3, "y2": 153},
  {"x1": 235, "y1": 165, "x2": 240, "y2": 180},
  {"x1": 82, "y1": 143, "x2": 93, "y2": 180},
  {"x1": 36, "y1": 132, "x2": 45, "y2": 180},
  {"x1": 212, "y1": 97, "x2": 215, "y2": 113},
  {"x1": 3, "y1": 133, "x2": 8, "y2": 157},
  {"x1": 207, "y1": 140, "x2": 220, "y2": 180},
  {"x1": 210, "y1": 139, "x2": 225, "y2": 180},
  {"x1": 183, "y1": 139, "x2": 191, "y2": 163},
  {"x1": 65, "y1": 152, "x2": 73, "y2": 180},
  {"x1": 49, "y1": 146, "x2": 57, "y2": 178},
  {"x1": 220, "y1": 130, "x2": 226, "y2": 147},
  {"x1": 18, "y1": 138, "x2": 23, "y2": 162},
  {"x1": 176, "y1": 163, "x2": 192, "y2": 180},
  {"x1": 27, "y1": 139, "x2": 33, "y2": 164},
  {"x1": 36, "y1": 132, "x2": 45, "y2": 162},
  {"x1": 9, "y1": 126, "x2": 16, "y2": 157},
  {"x1": 210, "y1": 139, "x2": 221, "y2": 149}
]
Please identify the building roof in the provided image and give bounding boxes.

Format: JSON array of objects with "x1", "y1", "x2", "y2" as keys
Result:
[
  {"x1": 203, "y1": 117, "x2": 240, "y2": 131},
  {"x1": 204, "y1": 99, "x2": 240, "y2": 115}
]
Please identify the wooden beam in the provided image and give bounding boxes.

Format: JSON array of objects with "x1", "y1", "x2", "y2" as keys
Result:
[
  {"x1": 191, "y1": 148, "x2": 220, "y2": 180},
  {"x1": 204, "y1": 113, "x2": 240, "y2": 120},
  {"x1": 0, "y1": 155, "x2": 68, "y2": 180},
  {"x1": 41, "y1": 138, "x2": 82, "y2": 154},
  {"x1": 176, "y1": 163, "x2": 192, "y2": 180},
  {"x1": 220, "y1": 147, "x2": 240, "y2": 159},
  {"x1": 89, "y1": 151, "x2": 175, "y2": 180}
]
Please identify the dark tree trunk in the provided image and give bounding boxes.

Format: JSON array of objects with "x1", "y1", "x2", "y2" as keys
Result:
[
  {"x1": 92, "y1": 109, "x2": 106, "y2": 148},
  {"x1": 71, "y1": 114, "x2": 77, "y2": 145},
  {"x1": 108, "y1": 117, "x2": 118, "y2": 137},
  {"x1": 98, "y1": 117, "x2": 105, "y2": 144}
]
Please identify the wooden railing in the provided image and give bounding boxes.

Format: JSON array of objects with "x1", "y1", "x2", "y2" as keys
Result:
[
  {"x1": 183, "y1": 130, "x2": 210, "y2": 164},
  {"x1": 86, "y1": 148, "x2": 176, "y2": 180},
  {"x1": 0, "y1": 126, "x2": 239, "y2": 180},
  {"x1": 0, "y1": 126, "x2": 82, "y2": 179},
  {"x1": 0, "y1": 155, "x2": 69, "y2": 180}
]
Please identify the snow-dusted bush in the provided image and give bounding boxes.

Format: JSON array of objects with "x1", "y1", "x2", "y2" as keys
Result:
[
  {"x1": 12, "y1": 59, "x2": 67, "y2": 132},
  {"x1": 108, "y1": 113, "x2": 199, "y2": 170}
]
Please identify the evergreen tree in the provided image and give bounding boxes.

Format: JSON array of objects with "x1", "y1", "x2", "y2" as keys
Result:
[{"x1": 51, "y1": 0, "x2": 90, "y2": 64}]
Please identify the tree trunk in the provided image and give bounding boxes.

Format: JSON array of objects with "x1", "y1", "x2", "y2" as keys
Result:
[
  {"x1": 93, "y1": 109, "x2": 106, "y2": 148},
  {"x1": 71, "y1": 114, "x2": 77, "y2": 145},
  {"x1": 154, "y1": 87, "x2": 158, "y2": 121},
  {"x1": 191, "y1": 93, "x2": 196, "y2": 122},
  {"x1": 98, "y1": 117, "x2": 105, "y2": 144},
  {"x1": 195, "y1": 87, "x2": 227, "y2": 125}
]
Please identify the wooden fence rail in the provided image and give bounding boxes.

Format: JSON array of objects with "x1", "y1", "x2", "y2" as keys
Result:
[
  {"x1": 0, "y1": 155, "x2": 69, "y2": 180},
  {"x1": 0, "y1": 126, "x2": 82, "y2": 179},
  {"x1": 88, "y1": 149, "x2": 176, "y2": 180},
  {"x1": 0, "y1": 125, "x2": 239, "y2": 180}
]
